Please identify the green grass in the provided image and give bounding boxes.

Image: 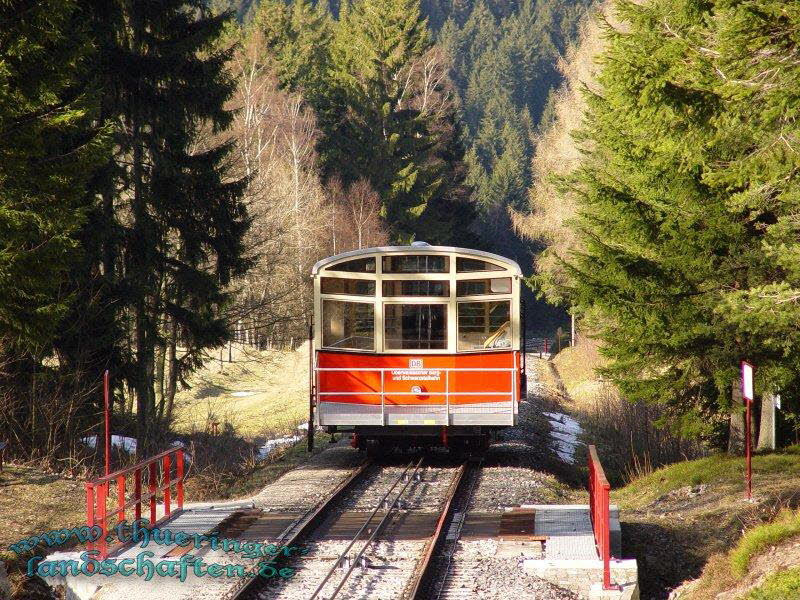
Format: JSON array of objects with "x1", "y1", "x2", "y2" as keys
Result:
[
  {"x1": 613, "y1": 446, "x2": 800, "y2": 508},
  {"x1": 746, "y1": 567, "x2": 800, "y2": 599},
  {"x1": 731, "y1": 510, "x2": 800, "y2": 578}
]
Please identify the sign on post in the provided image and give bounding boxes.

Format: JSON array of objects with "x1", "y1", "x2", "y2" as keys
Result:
[{"x1": 742, "y1": 361, "x2": 754, "y2": 403}]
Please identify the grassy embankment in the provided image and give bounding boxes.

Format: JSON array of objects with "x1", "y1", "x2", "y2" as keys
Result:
[
  {"x1": 550, "y1": 340, "x2": 800, "y2": 600},
  {"x1": 172, "y1": 342, "x2": 310, "y2": 436}
]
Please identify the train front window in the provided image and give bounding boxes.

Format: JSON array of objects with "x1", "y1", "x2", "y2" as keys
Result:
[
  {"x1": 456, "y1": 257, "x2": 505, "y2": 272},
  {"x1": 456, "y1": 277, "x2": 511, "y2": 296},
  {"x1": 382, "y1": 280, "x2": 449, "y2": 297},
  {"x1": 321, "y1": 277, "x2": 375, "y2": 295},
  {"x1": 383, "y1": 255, "x2": 449, "y2": 273},
  {"x1": 322, "y1": 300, "x2": 374, "y2": 350},
  {"x1": 326, "y1": 257, "x2": 376, "y2": 272},
  {"x1": 457, "y1": 301, "x2": 511, "y2": 351},
  {"x1": 384, "y1": 304, "x2": 447, "y2": 350}
]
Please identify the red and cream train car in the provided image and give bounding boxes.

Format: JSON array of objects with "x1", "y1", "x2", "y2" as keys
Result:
[{"x1": 311, "y1": 243, "x2": 525, "y2": 452}]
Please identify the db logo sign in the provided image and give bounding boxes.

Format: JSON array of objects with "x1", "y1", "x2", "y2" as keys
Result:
[
  {"x1": 409, "y1": 359, "x2": 423, "y2": 368},
  {"x1": 411, "y1": 386, "x2": 423, "y2": 394}
]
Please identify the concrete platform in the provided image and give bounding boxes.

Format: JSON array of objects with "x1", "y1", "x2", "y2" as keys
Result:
[{"x1": 519, "y1": 504, "x2": 638, "y2": 600}]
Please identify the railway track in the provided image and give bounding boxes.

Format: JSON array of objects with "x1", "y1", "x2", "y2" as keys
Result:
[
  {"x1": 412, "y1": 459, "x2": 483, "y2": 600},
  {"x1": 221, "y1": 460, "x2": 373, "y2": 600},
  {"x1": 225, "y1": 456, "x2": 476, "y2": 600}
]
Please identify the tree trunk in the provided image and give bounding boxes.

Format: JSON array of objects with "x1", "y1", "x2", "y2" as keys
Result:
[
  {"x1": 728, "y1": 380, "x2": 745, "y2": 455},
  {"x1": 154, "y1": 339, "x2": 166, "y2": 421},
  {"x1": 757, "y1": 393, "x2": 776, "y2": 451},
  {"x1": 165, "y1": 319, "x2": 178, "y2": 424}
]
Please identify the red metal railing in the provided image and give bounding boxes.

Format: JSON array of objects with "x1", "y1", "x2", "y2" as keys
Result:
[
  {"x1": 86, "y1": 446, "x2": 185, "y2": 559},
  {"x1": 588, "y1": 444, "x2": 617, "y2": 590}
]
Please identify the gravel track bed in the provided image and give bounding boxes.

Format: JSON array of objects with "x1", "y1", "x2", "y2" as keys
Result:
[
  {"x1": 259, "y1": 539, "x2": 423, "y2": 599},
  {"x1": 437, "y1": 546, "x2": 579, "y2": 600},
  {"x1": 340, "y1": 461, "x2": 461, "y2": 511},
  {"x1": 252, "y1": 444, "x2": 365, "y2": 512}
]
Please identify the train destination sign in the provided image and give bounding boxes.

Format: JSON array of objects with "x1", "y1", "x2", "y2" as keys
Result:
[{"x1": 391, "y1": 369, "x2": 441, "y2": 382}]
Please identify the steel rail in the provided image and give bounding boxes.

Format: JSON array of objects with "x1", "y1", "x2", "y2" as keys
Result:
[
  {"x1": 403, "y1": 459, "x2": 471, "y2": 599},
  {"x1": 433, "y1": 457, "x2": 483, "y2": 600},
  {"x1": 225, "y1": 459, "x2": 373, "y2": 600},
  {"x1": 310, "y1": 457, "x2": 425, "y2": 600}
]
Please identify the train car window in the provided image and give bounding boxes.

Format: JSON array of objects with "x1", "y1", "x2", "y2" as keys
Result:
[
  {"x1": 456, "y1": 277, "x2": 511, "y2": 296},
  {"x1": 321, "y1": 277, "x2": 375, "y2": 296},
  {"x1": 382, "y1": 280, "x2": 449, "y2": 297},
  {"x1": 326, "y1": 257, "x2": 376, "y2": 272},
  {"x1": 322, "y1": 300, "x2": 375, "y2": 350},
  {"x1": 384, "y1": 304, "x2": 447, "y2": 350},
  {"x1": 456, "y1": 257, "x2": 505, "y2": 272},
  {"x1": 457, "y1": 301, "x2": 511, "y2": 351},
  {"x1": 382, "y1": 255, "x2": 449, "y2": 273}
]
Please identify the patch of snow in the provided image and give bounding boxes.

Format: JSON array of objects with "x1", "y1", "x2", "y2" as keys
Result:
[
  {"x1": 296, "y1": 422, "x2": 309, "y2": 431},
  {"x1": 543, "y1": 411, "x2": 583, "y2": 463},
  {"x1": 231, "y1": 391, "x2": 256, "y2": 397},
  {"x1": 257, "y1": 435, "x2": 302, "y2": 460},
  {"x1": 81, "y1": 435, "x2": 137, "y2": 454}
]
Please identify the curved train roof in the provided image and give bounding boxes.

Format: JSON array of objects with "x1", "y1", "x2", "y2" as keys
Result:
[{"x1": 311, "y1": 244, "x2": 522, "y2": 276}]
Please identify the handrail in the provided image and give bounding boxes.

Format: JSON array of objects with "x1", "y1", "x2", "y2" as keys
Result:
[
  {"x1": 86, "y1": 446, "x2": 186, "y2": 560},
  {"x1": 588, "y1": 444, "x2": 618, "y2": 591}
]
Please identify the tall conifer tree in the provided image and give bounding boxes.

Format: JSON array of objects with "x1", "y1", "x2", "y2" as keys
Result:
[
  {"x1": 59, "y1": 1, "x2": 250, "y2": 452},
  {"x1": 0, "y1": 1, "x2": 106, "y2": 353}
]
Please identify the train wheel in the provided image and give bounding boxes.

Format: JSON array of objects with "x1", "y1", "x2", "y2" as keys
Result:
[{"x1": 365, "y1": 439, "x2": 387, "y2": 458}]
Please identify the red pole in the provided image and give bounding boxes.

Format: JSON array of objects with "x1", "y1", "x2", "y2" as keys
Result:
[
  {"x1": 104, "y1": 370, "x2": 111, "y2": 477},
  {"x1": 134, "y1": 468, "x2": 142, "y2": 521},
  {"x1": 97, "y1": 482, "x2": 108, "y2": 560}
]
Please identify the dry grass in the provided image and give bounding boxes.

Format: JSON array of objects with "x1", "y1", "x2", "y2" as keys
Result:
[
  {"x1": 551, "y1": 337, "x2": 606, "y2": 408},
  {"x1": 0, "y1": 464, "x2": 87, "y2": 598},
  {"x1": 0, "y1": 465, "x2": 85, "y2": 559},
  {"x1": 172, "y1": 343, "x2": 310, "y2": 436}
]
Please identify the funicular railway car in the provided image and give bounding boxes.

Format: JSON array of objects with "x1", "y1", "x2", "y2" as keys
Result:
[{"x1": 311, "y1": 242, "x2": 525, "y2": 452}]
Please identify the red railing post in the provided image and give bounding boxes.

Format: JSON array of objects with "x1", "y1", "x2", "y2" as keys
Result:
[
  {"x1": 97, "y1": 482, "x2": 108, "y2": 559},
  {"x1": 176, "y1": 449, "x2": 184, "y2": 510},
  {"x1": 134, "y1": 467, "x2": 142, "y2": 521},
  {"x1": 86, "y1": 446, "x2": 187, "y2": 561},
  {"x1": 148, "y1": 462, "x2": 157, "y2": 524},
  {"x1": 116, "y1": 474, "x2": 126, "y2": 523},
  {"x1": 163, "y1": 453, "x2": 171, "y2": 515},
  {"x1": 86, "y1": 483, "x2": 95, "y2": 555}
]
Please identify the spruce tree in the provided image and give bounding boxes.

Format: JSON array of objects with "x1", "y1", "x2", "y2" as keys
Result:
[
  {"x1": 0, "y1": 0, "x2": 106, "y2": 353},
  {"x1": 58, "y1": 1, "x2": 250, "y2": 453},
  {"x1": 321, "y1": 0, "x2": 455, "y2": 241},
  {"x1": 551, "y1": 0, "x2": 800, "y2": 445}
]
